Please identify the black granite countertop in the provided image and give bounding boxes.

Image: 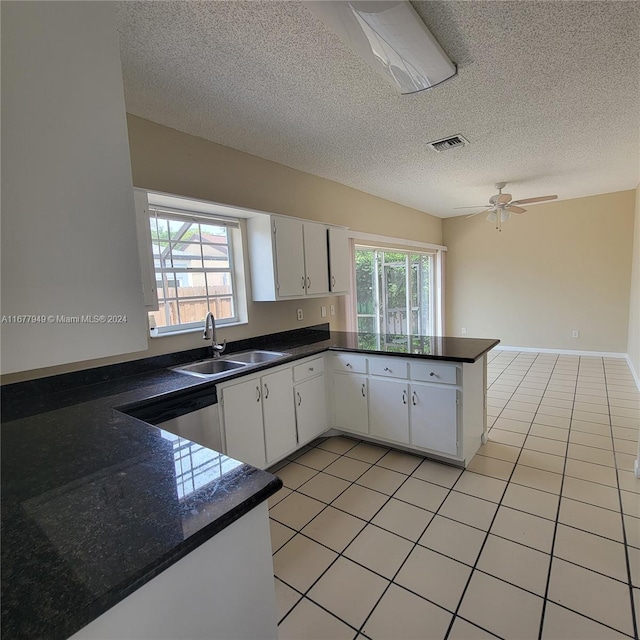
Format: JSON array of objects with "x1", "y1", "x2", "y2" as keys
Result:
[{"x1": 1, "y1": 325, "x2": 498, "y2": 639}]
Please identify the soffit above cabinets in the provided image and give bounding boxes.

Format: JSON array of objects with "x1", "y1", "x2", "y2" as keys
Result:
[{"x1": 116, "y1": 1, "x2": 640, "y2": 218}]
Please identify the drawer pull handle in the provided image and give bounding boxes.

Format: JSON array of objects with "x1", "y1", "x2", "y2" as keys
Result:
[
  {"x1": 412, "y1": 392, "x2": 417, "y2": 406},
  {"x1": 301, "y1": 276, "x2": 306, "y2": 289},
  {"x1": 345, "y1": 363, "x2": 352, "y2": 368},
  {"x1": 264, "y1": 383, "x2": 269, "y2": 399},
  {"x1": 297, "y1": 391, "x2": 302, "y2": 406},
  {"x1": 307, "y1": 277, "x2": 311, "y2": 289},
  {"x1": 361, "y1": 383, "x2": 366, "y2": 397},
  {"x1": 430, "y1": 372, "x2": 436, "y2": 377},
  {"x1": 256, "y1": 385, "x2": 261, "y2": 402},
  {"x1": 384, "y1": 367, "x2": 391, "y2": 372},
  {"x1": 402, "y1": 390, "x2": 407, "y2": 405},
  {"x1": 309, "y1": 367, "x2": 314, "y2": 371},
  {"x1": 331, "y1": 275, "x2": 336, "y2": 288}
]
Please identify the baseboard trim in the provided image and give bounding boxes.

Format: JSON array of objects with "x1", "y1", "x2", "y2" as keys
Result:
[
  {"x1": 493, "y1": 346, "x2": 628, "y2": 358},
  {"x1": 624, "y1": 355, "x2": 640, "y2": 392}
]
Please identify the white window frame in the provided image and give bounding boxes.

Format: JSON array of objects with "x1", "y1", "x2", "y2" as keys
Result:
[
  {"x1": 150, "y1": 206, "x2": 240, "y2": 334},
  {"x1": 135, "y1": 190, "x2": 249, "y2": 337}
]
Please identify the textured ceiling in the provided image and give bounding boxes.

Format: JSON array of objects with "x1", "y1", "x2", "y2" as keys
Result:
[{"x1": 116, "y1": 1, "x2": 640, "y2": 218}]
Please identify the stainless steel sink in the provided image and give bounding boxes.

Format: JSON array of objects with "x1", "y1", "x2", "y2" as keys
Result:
[
  {"x1": 171, "y1": 350, "x2": 287, "y2": 378},
  {"x1": 226, "y1": 350, "x2": 286, "y2": 364},
  {"x1": 173, "y1": 359, "x2": 247, "y2": 378}
]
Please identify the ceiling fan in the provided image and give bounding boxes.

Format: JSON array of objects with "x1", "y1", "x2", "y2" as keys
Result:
[{"x1": 455, "y1": 182, "x2": 558, "y2": 231}]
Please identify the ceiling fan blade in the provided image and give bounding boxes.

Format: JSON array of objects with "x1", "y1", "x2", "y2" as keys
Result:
[
  {"x1": 465, "y1": 209, "x2": 492, "y2": 218},
  {"x1": 507, "y1": 205, "x2": 526, "y2": 214},
  {"x1": 489, "y1": 193, "x2": 512, "y2": 205},
  {"x1": 454, "y1": 205, "x2": 489, "y2": 209},
  {"x1": 510, "y1": 195, "x2": 558, "y2": 205}
]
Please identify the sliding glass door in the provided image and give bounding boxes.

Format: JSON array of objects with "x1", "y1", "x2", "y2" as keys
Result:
[{"x1": 355, "y1": 246, "x2": 435, "y2": 338}]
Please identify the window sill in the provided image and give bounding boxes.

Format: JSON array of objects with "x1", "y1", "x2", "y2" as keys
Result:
[{"x1": 150, "y1": 320, "x2": 248, "y2": 339}]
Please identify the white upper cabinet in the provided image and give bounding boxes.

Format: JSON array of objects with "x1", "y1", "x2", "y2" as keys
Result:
[
  {"x1": 1, "y1": 2, "x2": 148, "y2": 374},
  {"x1": 247, "y1": 214, "x2": 347, "y2": 301},
  {"x1": 273, "y1": 217, "x2": 306, "y2": 298},
  {"x1": 328, "y1": 227, "x2": 351, "y2": 294},
  {"x1": 302, "y1": 222, "x2": 330, "y2": 296}
]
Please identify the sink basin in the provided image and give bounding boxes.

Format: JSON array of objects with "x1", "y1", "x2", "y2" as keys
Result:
[
  {"x1": 173, "y1": 359, "x2": 247, "y2": 377},
  {"x1": 226, "y1": 350, "x2": 286, "y2": 364},
  {"x1": 171, "y1": 350, "x2": 287, "y2": 378}
]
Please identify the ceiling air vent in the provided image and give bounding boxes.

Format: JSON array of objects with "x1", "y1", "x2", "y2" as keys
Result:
[{"x1": 427, "y1": 134, "x2": 469, "y2": 152}]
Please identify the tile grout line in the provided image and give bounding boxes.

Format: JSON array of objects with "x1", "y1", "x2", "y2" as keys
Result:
[
  {"x1": 441, "y1": 351, "x2": 560, "y2": 640},
  {"x1": 276, "y1": 438, "x2": 424, "y2": 633},
  {"x1": 603, "y1": 361, "x2": 640, "y2": 640},
  {"x1": 282, "y1": 372, "x2": 527, "y2": 639},
  {"x1": 536, "y1": 354, "x2": 581, "y2": 640},
  {"x1": 273, "y1": 356, "x2": 639, "y2": 638},
  {"x1": 353, "y1": 445, "x2": 501, "y2": 639},
  {"x1": 533, "y1": 357, "x2": 638, "y2": 640},
  {"x1": 383, "y1": 353, "x2": 556, "y2": 639}
]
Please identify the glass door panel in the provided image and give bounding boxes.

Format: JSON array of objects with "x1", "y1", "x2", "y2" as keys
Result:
[{"x1": 355, "y1": 246, "x2": 435, "y2": 338}]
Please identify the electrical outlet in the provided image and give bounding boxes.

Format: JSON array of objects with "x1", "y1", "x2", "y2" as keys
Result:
[
  {"x1": 297, "y1": 308, "x2": 303, "y2": 321},
  {"x1": 461, "y1": 328, "x2": 467, "y2": 335},
  {"x1": 330, "y1": 304, "x2": 336, "y2": 316},
  {"x1": 572, "y1": 330, "x2": 579, "y2": 338},
  {"x1": 321, "y1": 305, "x2": 327, "y2": 318}
]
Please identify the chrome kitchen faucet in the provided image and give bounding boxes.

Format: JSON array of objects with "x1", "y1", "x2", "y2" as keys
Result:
[{"x1": 203, "y1": 311, "x2": 226, "y2": 358}]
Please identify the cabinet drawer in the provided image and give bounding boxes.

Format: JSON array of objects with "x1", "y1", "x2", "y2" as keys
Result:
[
  {"x1": 293, "y1": 357, "x2": 325, "y2": 382},
  {"x1": 410, "y1": 361, "x2": 459, "y2": 385},
  {"x1": 331, "y1": 353, "x2": 367, "y2": 374},
  {"x1": 368, "y1": 357, "x2": 408, "y2": 379}
]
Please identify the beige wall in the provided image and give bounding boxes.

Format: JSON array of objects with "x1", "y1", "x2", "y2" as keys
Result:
[
  {"x1": 627, "y1": 184, "x2": 640, "y2": 381},
  {"x1": 2, "y1": 116, "x2": 442, "y2": 383},
  {"x1": 443, "y1": 190, "x2": 635, "y2": 353},
  {"x1": 126, "y1": 115, "x2": 442, "y2": 241}
]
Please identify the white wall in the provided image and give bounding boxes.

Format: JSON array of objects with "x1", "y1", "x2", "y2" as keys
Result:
[{"x1": 1, "y1": 1, "x2": 148, "y2": 375}]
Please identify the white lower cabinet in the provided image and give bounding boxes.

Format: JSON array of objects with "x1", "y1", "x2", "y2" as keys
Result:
[
  {"x1": 333, "y1": 372, "x2": 369, "y2": 434},
  {"x1": 220, "y1": 367, "x2": 296, "y2": 468},
  {"x1": 295, "y1": 375, "x2": 327, "y2": 445},
  {"x1": 331, "y1": 354, "x2": 466, "y2": 460},
  {"x1": 368, "y1": 379, "x2": 410, "y2": 444},
  {"x1": 219, "y1": 351, "x2": 482, "y2": 469},
  {"x1": 410, "y1": 384, "x2": 459, "y2": 455},
  {"x1": 220, "y1": 358, "x2": 329, "y2": 468},
  {"x1": 262, "y1": 369, "x2": 298, "y2": 463},
  {"x1": 220, "y1": 377, "x2": 266, "y2": 468}
]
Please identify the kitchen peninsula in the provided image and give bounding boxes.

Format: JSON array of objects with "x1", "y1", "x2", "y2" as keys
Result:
[{"x1": 1, "y1": 325, "x2": 498, "y2": 639}]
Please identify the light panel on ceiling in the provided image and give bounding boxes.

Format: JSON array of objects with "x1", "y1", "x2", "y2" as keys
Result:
[{"x1": 305, "y1": 0, "x2": 456, "y2": 94}]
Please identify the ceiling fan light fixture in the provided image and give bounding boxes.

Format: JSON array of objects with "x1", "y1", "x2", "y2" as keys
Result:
[
  {"x1": 486, "y1": 211, "x2": 497, "y2": 223},
  {"x1": 305, "y1": 1, "x2": 457, "y2": 94}
]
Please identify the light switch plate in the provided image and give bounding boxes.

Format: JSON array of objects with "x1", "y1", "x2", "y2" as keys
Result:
[
  {"x1": 321, "y1": 305, "x2": 327, "y2": 318},
  {"x1": 330, "y1": 304, "x2": 336, "y2": 316}
]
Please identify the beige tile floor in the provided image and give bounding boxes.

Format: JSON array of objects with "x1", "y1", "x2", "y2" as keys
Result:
[{"x1": 268, "y1": 352, "x2": 640, "y2": 639}]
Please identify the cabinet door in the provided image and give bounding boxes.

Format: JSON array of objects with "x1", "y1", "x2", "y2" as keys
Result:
[
  {"x1": 262, "y1": 369, "x2": 297, "y2": 464},
  {"x1": 273, "y1": 217, "x2": 305, "y2": 298},
  {"x1": 221, "y1": 378, "x2": 266, "y2": 468},
  {"x1": 333, "y1": 373, "x2": 368, "y2": 434},
  {"x1": 295, "y1": 375, "x2": 328, "y2": 444},
  {"x1": 410, "y1": 384, "x2": 458, "y2": 455},
  {"x1": 369, "y1": 379, "x2": 410, "y2": 444},
  {"x1": 328, "y1": 227, "x2": 350, "y2": 293},
  {"x1": 303, "y1": 222, "x2": 329, "y2": 295}
]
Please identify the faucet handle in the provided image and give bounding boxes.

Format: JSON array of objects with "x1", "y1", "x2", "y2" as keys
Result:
[{"x1": 212, "y1": 339, "x2": 227, "y2": 353}]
